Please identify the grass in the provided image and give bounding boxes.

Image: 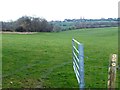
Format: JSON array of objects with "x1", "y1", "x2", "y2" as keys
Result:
[{"x1": 2, "y1": 27, "x2": 118, "y2": 88}]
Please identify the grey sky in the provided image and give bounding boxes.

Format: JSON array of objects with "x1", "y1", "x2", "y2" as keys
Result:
[{"x1": 0, "y1": 0, "x2": 119, "y2": 21}]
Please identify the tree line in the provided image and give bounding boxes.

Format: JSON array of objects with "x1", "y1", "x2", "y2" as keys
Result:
[
  {"x1": 0, "y1": 16, "x2": 118, "y2": 32},
  {"x1": 1, "y1": 16, "x2": 53, "y2": 32}
]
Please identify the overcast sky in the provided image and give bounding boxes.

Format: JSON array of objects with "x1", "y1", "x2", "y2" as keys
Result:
[{"x1": 0, "y1": 0, "x2": 119, "y2": 21}]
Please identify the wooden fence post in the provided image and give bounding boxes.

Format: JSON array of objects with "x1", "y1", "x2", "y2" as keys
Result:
[{"x1": 108, "y1": 54, "x2": 117, "y2": 89}]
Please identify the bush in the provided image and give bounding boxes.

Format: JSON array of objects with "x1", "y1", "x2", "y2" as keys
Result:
[{"x1": 15, "y1": 26, "x2": 26, "y2": 32}]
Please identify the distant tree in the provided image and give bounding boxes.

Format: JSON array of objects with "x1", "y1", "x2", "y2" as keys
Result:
[
  {"x1": 15, "y1": 26, "x2": 25, "y2": 32},
  {"x1": 31, "y1": 17, "x2": 40, "y2": 32},
  {"x1": 16, "y1": 16, "x2": 31, "y2": 32},
  {"x1": 0, "y1": 22, "x2": 2, "y2": 31},
  {"x1": 45, "y1": 23, "x2": 53, "y2": 32},
  {"x1": 53, "y1": 25, "x2": 62, "y2": 32}
]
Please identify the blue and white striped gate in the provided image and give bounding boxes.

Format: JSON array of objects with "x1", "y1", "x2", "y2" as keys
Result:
[{"x1": 72, "y1": 38, "x2": 85, "y2": 89}]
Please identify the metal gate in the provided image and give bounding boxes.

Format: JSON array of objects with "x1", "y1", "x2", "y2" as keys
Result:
[{"x1": 72, "y1": 38, "x2": 85, "y2": 89}]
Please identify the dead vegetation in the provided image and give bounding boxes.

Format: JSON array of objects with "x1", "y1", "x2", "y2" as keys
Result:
[{"x1": 1, "y1": 32, "x2": 37, "y2": 34}]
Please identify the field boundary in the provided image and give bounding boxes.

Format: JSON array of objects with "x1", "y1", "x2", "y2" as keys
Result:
[{"x1": 1, "y1": 32, "x2": 37, "y2": 34}]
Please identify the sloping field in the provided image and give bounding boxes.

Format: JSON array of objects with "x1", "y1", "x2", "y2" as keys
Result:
[{"x1": 2, "y1": 27, "x2": 118, "y2": 88}]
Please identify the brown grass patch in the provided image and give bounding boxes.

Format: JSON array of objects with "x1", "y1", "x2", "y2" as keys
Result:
[{"x1": 1, "y1": 32, "x2": 37, "y2": 34}]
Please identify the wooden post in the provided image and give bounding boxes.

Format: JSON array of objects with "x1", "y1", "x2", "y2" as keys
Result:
[{"x1": 108, "y1": 54, "x2": 117, "y2": 89}]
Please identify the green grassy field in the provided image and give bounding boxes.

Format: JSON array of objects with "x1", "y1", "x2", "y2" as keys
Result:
[{"x1": 2, "y1": 27, "x2": 118, "y2": 88}]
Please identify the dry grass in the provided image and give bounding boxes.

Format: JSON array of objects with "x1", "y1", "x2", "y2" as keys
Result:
[{"x1": 1, "y1": 32, "x2": 37, "y2": 34}]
